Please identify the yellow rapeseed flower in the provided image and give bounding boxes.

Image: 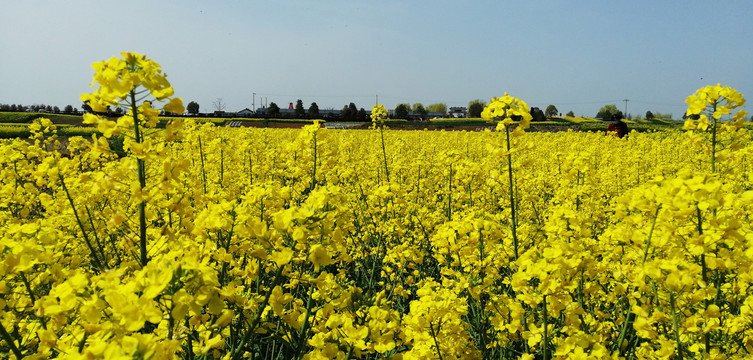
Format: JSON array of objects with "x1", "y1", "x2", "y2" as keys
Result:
[{"x1": 481, "y1": 92, "x2": 533, "y2": 135}]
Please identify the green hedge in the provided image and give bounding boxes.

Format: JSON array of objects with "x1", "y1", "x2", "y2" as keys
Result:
[
  {"x1": 427, "y1": 119, "x2": 490, "y2": 127},
  {"x1": 0, "y1": 112, "x2": 82, "y2": 124},
  {"x1": 0, "y1": 125, "x2": 98, "y2": 139}
]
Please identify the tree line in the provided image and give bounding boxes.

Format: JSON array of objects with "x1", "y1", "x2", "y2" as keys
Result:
[
  {"x1": 185, "y1": 99, "x2": 451, "y2": 121},
  {"x1": 6, "y1": 100, "x2": 712, "y2": 123},
  {"x1": 0, "y1": 103, "x2": 78, "y2": 114}
]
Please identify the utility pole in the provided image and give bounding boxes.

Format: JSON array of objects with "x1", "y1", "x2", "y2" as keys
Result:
[
  {"x1": 253, "y1": 93, "x2": 256, "y2": 112},
  {"x1": 623, "y1": 99, "x2": 629, "y2": 117}
]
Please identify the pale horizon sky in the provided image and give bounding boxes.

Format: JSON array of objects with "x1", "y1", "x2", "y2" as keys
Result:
[{"x1": 2, "y1": 0, "x2": 751, "y2": 118}]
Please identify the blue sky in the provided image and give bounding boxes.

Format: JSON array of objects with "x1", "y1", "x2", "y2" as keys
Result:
[{"x1": 2, "y1": 0, "x2": 751, "y2": 118}]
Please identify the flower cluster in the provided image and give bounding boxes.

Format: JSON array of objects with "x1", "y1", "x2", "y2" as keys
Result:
[
  {"x1": 481, "y1": 93, "x2": 534, "y2": 136},
  {"x1": 81, "y1": 52, "x2": 184, "y2": 139},
  {"x1": 371, "y1": 104, "x2": 388, "y2": 126},
  {"x1": 80, "y1": 52, "x2": 183, "y2": 114},
  {"x1": 683, "y1": 84, "x2": 747, "y2": 131}
]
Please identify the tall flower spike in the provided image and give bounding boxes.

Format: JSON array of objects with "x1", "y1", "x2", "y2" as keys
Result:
[
  {"x1": 79, "y1": 52, "x2": 185, "y2": 268},
  {"x1": 371, "y1": 104, "x2": 388, "y2": 126},
  {"x1": 81, "y1": 52, "x2": 184, "y2": 116},
  {"x1": 371, "y1": 104, "x2": 391, "y2": 182},
  {"x1": 481, "y1": 93, "x2": 533, "y2": 136},
  {"x1": 684, "y1": 84, "x2": 747, "y2": 131},
  {"x1": 683, "y1": 84, "x2": 747, "y2": 173}
]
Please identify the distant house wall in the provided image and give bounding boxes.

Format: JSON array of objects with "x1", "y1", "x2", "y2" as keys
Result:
[{"x1": 448, "y1": 106, "x2": 468, "y2": 118}]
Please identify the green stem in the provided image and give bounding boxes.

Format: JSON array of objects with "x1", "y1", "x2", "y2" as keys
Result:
[
  {"x1": 379, "y1": 125, "x2": 390, "y2": 183},
  {"x1": 248, "y1": 154, "x2": 253, "y2": 185},
  {"x1": 59, "y1": 175, "x2": 104, "y2": 270},
  {"x1": 696, "y1": 205, "x2": 711, "y2": 352},
  {"x1": 447, "y1": 163, "x2": 453, "y2": 221},
  {"x1": 0, "y1": 321, "x2": 23, "y2": 359},
  {"x1": 220, "y1": 138, "x2": 225, "y2": 187},
  {"x1": 613, "y1": 297, "x2": 633, "y2": 354},
  {"x1": 295, "y1": 287, "x2": 315, "y2": 360},
  {"x1": 310, "y1": 130, "x2": 317, "y2": 191},
  {"x1": 669, "y1": 293, "x2": 684, "y2": 359},
  {"x1": 198, "y1": 135, "x2": 207, "y2": 195},
  {"x1": 230, "y1": 265, "x2": 285, "y2": 360},
  {"x1": 505, "y1": 126, "x2": 519, "y2": 259},
  {"x1": 19, "y1": 271, "x2": 47, "y2": 330},
  {"x1": 130, "y1": 90, "x2": 148, "y2": 267},
  {"x1": 641, "y1": 206, "x2": 662, "y2": 265},
  {"x1": 185, "y1": 319, "x2": 195, "y2": 360},
  {"x1": 428, "y1": 321, "x2": 445, "y2": 360},
  {"x1": 168, "y1": 302, "x2": 174, "y2": 342},
  {"x1": 710, "y1": 101, "x2": 717, "y2": 173},
  {"x1": 522, "y1": 310, "x2": 530, "y2": 354},
  {"x1": 77, "y1": 333, "x2": 88, "y2": 353},
  {"x1": 542, "y1": 295, "x2": 549, "y2": 360},
  {"x1": 85, "y1": 205, "x2": 109, "y2": 269},
  {"x1": 576, "y1": 267, "x2": 585, "y2": 310}
]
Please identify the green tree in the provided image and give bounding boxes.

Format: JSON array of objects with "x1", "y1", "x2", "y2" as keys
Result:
[
  {"x1": 187, "y1": 101, "x2": 200, "y2": 114},
  {"x1": 468, "y1": 99, "x2": 486, "y2": 118},
  {"x1": 64, "y1": 105, "x2": 74, "y2": 114},
  {"x1": 645, "y1": 111, "x2": 654, "y2": 120},
  {"x1": 394, "y1": 103, "x2": 411, "y2": 118},
  {"x1": 596, "y1": 104, "x2": 620, "y2": 120},
  {"x1": 341, "y1": 102, "x2": 359, "y2": 121},
  {"x1": 267, "y1": 102, "x2": 280, "y2": 116},
  {"x1": 427, "y1": 103, "x2": 447, "y2": 116},
  {"x1": 545, "y1": 104, "x2": 558, "y2": 118},
  {"x1": 566, "y1": 110, "x2": 575, "y2": 117},
  {"x1": 349, "y1": 103, "x2": 358, "y2": 120},
  {"x1": 341, "y1": 105, "x2": 352, "y2": 121},
  {"x1": 530, "y1": 107, "x2": 546, "y2": 122},
  {"x1": 309, "y1": 102, "x2": 319, "y2": 115},
  {"x1": 412, "y1": 103, "x2": 427, "y2": 119},
  {"x1": 295, "y1": 99, "x2": 305, "y2": 117}
]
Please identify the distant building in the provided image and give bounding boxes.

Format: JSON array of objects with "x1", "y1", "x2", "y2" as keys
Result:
[
  {"x1": 237, "y1": 108, "x2": 255, "y2": 115},
  {"x1": 449, "y1": 107, "x2": 468, "y2": 118}
]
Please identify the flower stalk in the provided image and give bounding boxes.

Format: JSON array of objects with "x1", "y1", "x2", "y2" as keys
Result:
[
  {"x1": 372, "y1": 105, "x2": 390, "y2": 183},
  {"x1": 683, "y1": 84, "x2": 748, "y2": 173},
  {"x1": 130, "y1": 90, "x2": 149, "y2": 267},
  {"x1": 480, "y1": 93, "x2": 532, "y2": 259}
]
